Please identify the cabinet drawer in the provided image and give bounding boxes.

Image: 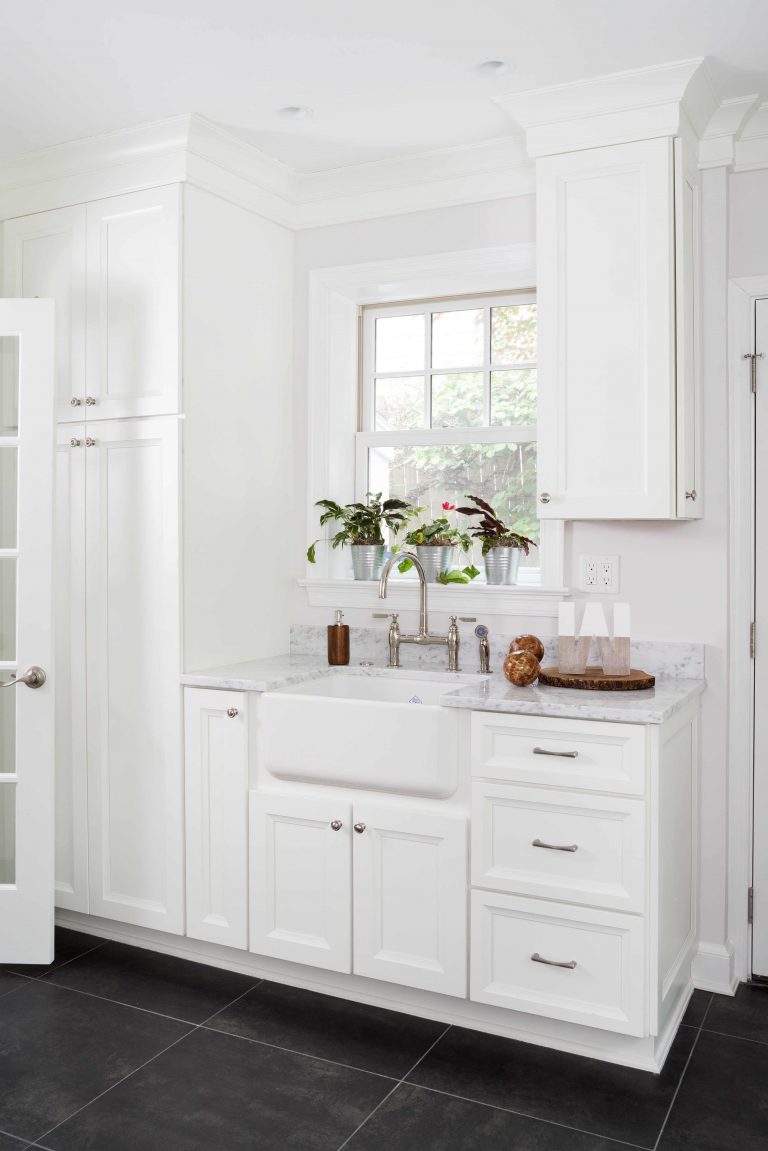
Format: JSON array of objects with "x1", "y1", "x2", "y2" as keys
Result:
[
  {"x1": 471, "y1": 784, "x2": 645, "y2": 912},
  {"x1": 470, "y1": 890, "x2": 646, "y2": 1036},
  {"x1": 471, "y1": 713, "x2": 646, "y2": 795}
]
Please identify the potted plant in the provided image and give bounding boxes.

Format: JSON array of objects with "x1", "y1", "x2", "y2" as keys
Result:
[
  {"x1": 456, "y1": 494, "x2": 537, "y2": 586},
  {"x1": 397, "y1": 502, "x2": 479, "y2": 583},
  {"x1": 307, "y1": 492, "x2": 415, "y2": 580}
]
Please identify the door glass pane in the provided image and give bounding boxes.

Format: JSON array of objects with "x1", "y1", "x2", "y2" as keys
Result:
[
  {"x1": 432, "y1": 373, "x2": 483, "y2": 427},
  {"x1": 0, "y1": 560, "x2": 16, "y2": 660},
  {"x1": 0, "y1": 784, "x2": 14, "y2": 883},
  {"x1": 491, "y1": 369, "x2": 537, "y2": 426},
  {"x1": 491, "y1": 304, "x2": 537, "y2": 364},
  {"x1": 431, "y1": 309, "x2": 484, "y2": 369},
  {"x1": 0, "y1": 336, "x2": 19, "y2": 436},
  {"x1": 0, "y1": 447, "x2": 18, "y2": 548},
  {"x1": 368, "y1": 441, "x2": 539, "y2": 568},
  {"x1": 375, "y1": 315, "x2": 425, "y2": 373},
  {"x1": 375, "y1": 376, "x2": 425, "y2": 430},
  {"x1": 0, "y1": 688, "x2": 14, "y2": 775}
]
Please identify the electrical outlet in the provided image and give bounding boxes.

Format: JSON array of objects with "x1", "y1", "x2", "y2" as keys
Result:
[{"x1": 579, "y1": 555, "x2": 619, "y2": 593}]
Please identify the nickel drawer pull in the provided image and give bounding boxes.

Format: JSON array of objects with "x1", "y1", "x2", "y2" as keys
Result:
[
  {"x1": 531, "y1": 952, "x2": 577, "y2": 970},
  {"x1": 532, "y1": 746, "x2": 579, "y2": 759},
  {"x1": 532, "y1": 838, "x2": 578, "y2": 853}
]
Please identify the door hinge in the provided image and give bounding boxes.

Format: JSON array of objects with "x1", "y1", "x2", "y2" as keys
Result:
[
  {"x1": 744, "y1": 352, "x2": 765, "y2": 393},
  {"x1": 751, "y1": 621, "x2": 756, "y2": 659},
  {"x1": 749, "y1": 886, "x2": 754, "y2": 925}
]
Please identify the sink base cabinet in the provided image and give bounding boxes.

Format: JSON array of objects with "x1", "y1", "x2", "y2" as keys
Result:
[{"x1": 249, "y1": 792, "x2": 468, "y2": 998}]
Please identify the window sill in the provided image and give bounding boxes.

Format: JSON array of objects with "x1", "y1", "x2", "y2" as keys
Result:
[{"x1": 299, "y1": 579, "x2": 569, "y2": 618}]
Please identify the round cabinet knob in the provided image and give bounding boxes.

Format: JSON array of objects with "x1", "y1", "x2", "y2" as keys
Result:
[
  {"x1": 226, "y1": 707, "x2": 238, "y2": 718},
  {"x1": 85, "y1": 437, "x2": 96, "y2": 447},
  {"x1": 685, "y1": 489, "x2": 697, "y2": 501},
  {"x1": 330, "y1": 819, "x2": 343, "y2": 831},
  {"x1": 70, "y1": 397, "x2": 82, "y2": 407},
  {"x1": 353, "y1": 822, "x2": 366, "y2": 834},
  {"x1": 85, "y1": 396, "x2": 97, "y2": 406},
  {"x1": 70, "y1": 438, "x2": 82, "y2": 447},
  {"x1": 539, "y1": 492, "x2": 551, "y2": 504}
]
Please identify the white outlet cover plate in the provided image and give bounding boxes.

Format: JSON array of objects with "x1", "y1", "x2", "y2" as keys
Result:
[{"x1": 578, "y1": 554, "x2": 620, "y2": 593}]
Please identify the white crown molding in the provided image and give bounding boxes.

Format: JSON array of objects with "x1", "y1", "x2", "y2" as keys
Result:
[
  {"x1": 734, "y1": 101, "x2": 768, "y2": 171},
  {"x1": 497, "y1": 58, "x2": 719, "y2": 157},
  {"x1": 698, "y1": 95, "x2": 760, "y2": 168}
]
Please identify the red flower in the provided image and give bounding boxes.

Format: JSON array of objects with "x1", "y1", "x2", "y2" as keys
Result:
[{"x1": 442, "y1": 501, "x2": 456, "y2": 511}]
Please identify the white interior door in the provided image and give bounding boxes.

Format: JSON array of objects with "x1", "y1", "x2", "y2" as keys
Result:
[
  {"x1": 0, "y1": 299, "x2": 55, "y2": 963},
  {"x1": 753, "y1": 295, "x2": 768, "y2": 978}
]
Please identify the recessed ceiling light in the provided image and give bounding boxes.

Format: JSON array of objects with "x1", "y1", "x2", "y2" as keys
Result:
[
  {"x1": 475, "y1": 59, "x2": 512, "y2": 77},
  {"x1": 276, "y1": 105, "x2": 313, "y2": 120}
]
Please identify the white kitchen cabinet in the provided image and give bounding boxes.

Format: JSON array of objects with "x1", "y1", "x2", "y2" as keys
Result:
[
  {"x1": 536, "y1": 136, "x2": 701, "y2": 519},
  {"x1": 3, "y1": 188, "x2": 179, "y2": 422},
  {"x1": 184, "y1": 689, "x2": 249, "y2": 949},
  {"x1": 352, "y1": 801, "x2": 467, "y2": 997},
  {"x1": 250, "y1": 791, "x2": 352, "y2": 972},
  {"x1": 249, "y1": 790, "x2": 469, "y2": 997},
  {"x1": 470, "y1": 705, "x2": 698, "y2": 1040}
]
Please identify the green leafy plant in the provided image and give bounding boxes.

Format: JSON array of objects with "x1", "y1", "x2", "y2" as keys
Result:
[
  {"x1": 396, "y1": 501, "x2": 478, "y2": 581},
  {"x1": 456, "y1": 494, "x2": 538, "y2": 557},
  {"x1": 307, "y1": 492, "x2": 415, "y2": 563}
]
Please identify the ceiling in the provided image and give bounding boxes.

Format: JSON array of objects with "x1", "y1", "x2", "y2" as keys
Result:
[{"x1": 2, "y1": 0, "x2": 767, "y2": 173}]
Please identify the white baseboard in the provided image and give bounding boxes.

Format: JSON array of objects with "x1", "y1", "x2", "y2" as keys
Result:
[{"x1": 691, "y1": 941, "x2": 739, "y2": 994}]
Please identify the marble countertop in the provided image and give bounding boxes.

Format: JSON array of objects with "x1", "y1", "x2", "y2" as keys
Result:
[{"x1": 181, "y1": 656, "x2": 704, "y2": 725}]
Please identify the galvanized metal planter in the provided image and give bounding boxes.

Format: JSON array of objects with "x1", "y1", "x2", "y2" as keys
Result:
[
  {"x1": 351, "y1": 543, "x2": 387, "y2": 580},
  {"x1": 414, "y1": 545, "x2": 457, "y2": 582},
  {"x1": 483, "y1": 546, "x2": 522, "y2": 586}
]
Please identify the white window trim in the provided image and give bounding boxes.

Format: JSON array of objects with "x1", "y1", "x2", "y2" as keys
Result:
[{"x1": 303, "y1": 243, "x2": 567, "y2": 618}]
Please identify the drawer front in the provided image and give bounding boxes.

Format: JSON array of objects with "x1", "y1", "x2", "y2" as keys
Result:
[
  {"x1": 470, "y1": 890, "x2": 646, "y2": 1036},
  {"x1": 471, "y1": 713, "x2": 646, "y2": 795},
  {"x1": 471, "y1": 784, "x2": 646, "y2": 912}
]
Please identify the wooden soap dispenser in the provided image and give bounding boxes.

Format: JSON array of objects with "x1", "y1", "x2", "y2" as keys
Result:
[{"x1": 327, "y1": 609, "x2": 350, "y2": 666}]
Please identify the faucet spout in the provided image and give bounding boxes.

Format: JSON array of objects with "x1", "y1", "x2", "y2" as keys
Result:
[{"x1": 379, "y1": 550, "x2": 429, "y2": 637}]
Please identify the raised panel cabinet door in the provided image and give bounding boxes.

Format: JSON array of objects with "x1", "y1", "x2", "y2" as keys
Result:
[
  {"x1": 184, "y1": 688, "x2": 249, "y2": 949},
  {"x1": 249, "y1": 792, "x2": 352, "y2": 972},
  {"x1": 86, "y1": 186, "x2": 180, "y2": 419},
  {"x1": 352, "y1": 801, "x2": 468, "y2": 998},
  {"x1": 537, "y1": 137, "x2": 676, "y2": 518},
  {"x1": 53, "y1": 425, "x2": 89, "y2": 913},
  {"x1": 3, "y1": 206, "x2": 87, "y2": 422},
  {"x1": 674, "y1": 137, "x2": 702, "y2": 519},
  {"x1": 85, "y1": 417, "x2": 183, "y2": 933}
]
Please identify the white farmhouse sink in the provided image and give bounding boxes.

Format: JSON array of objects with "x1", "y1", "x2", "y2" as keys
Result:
[{"x1": 259, "y1": 674, "x2": 461, "y2": 798}]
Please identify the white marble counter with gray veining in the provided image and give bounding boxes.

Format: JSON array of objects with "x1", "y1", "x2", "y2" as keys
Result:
[{"x1": 181, "y1": 651, "x2": 705, "y2": 724}]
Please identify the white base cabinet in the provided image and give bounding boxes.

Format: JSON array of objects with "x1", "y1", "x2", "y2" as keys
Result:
[
  {"x1": 249, "y1": 791, "x2": 468, "y2": 998},
  {"x1": 184, "y1": 689, "x2": 249, "y2": 949}
]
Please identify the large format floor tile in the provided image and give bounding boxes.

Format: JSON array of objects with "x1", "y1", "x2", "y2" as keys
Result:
[
  {"x1": 702, "y1": 981, "x2": 768, "y2": 1044},
  {"x1": 345, "y1": 1082, "x2": 636, "y2": 1151},
  {"x1": 0, "y1": 1133, "x2": 31, "y2": 1150},
  {"x1": 407, "y1": 1024, "x2": 696, "y2": 1148},
  {"x1": 43, "y1": 941, "x2": 258, "y2": 1023},
  {"x1": 681, "y1": 989, "x2": 712, "y2": 1028},
  {"x1": 42, "y1": 1026, "x2": 395, "y2": 1151},
  {"x1": 658, "y1": 1029, "x2": 768, "y2": 1150},
  {"x1": 0, "y1": 972, "x2": 30, "y2": 1000},
  {"x1": 0, "y1": 980, "x2": 191, "y2": 1143},
  {"x1": 208, "y1": 980, "x2": 447, "y2": 1078},
  {"x1": 1, "y1": 928, "x2": 106, "y2": 978}
]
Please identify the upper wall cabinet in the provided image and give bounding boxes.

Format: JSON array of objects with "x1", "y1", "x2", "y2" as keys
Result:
[
  {"x1": 536, "y1": 136, "x2": 701, "y2": 520},
  {"x1": 3, "y1": 185, "x2": 180, "y2": 422}
]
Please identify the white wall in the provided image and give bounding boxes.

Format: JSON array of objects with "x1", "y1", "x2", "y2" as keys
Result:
[{"x1": 290, "y1": 166, "x2": 767, "y2": 986}]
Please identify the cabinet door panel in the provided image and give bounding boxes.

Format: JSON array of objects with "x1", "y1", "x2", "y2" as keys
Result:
[
  {"x1": 537, "y1": 138, "x2": 676, "y2": 518},
  {"x1": 86, "y1": 187, "x2": 180, "y2": 419},
  {"x1": 85, "y1": 417, "x2": 183, "y2": 933},
  {"x1": 250, "y1": 792, "x2": 352, "y2": 972},
  {"x1": 353, "y1": 802, "x2": 468, "y2": 997},
  {"x1": 53, "y1": 426, "x2": 88, "y2": 912},
  {"x1": 185, "y1": 689, "x2": 248, "y2": 949},
  {"x1": 674, "y1": 137, "x2": 702, "y2": 519},
  {"x1": 3, "y1": 206, "x2": 87, "y2": 422}
]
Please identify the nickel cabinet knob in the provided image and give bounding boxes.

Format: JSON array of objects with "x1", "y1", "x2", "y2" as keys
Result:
[
  {"x1": 85, "y1": 437, "x2": 96, "y2": 447},
  {"x1": 353, "y1": 822, "x2": 366, "y2": 834},
  {"x1": 70, "y1": 438, "x2": 81, "y2": 447},
  {"x1": 70, "y1": 397, "x2": 82, "y2": 407},
  {"x1": 330, "y1": 819, "x2": 343, "y2": 831},
  {"x1": 226, "y1": 707, "x2": 238, "y2": 718},
  {"x1": 539, "y1": 492, "x2": 551, "y2": 504},
  {"x1": 85, "y1": 396, "x2": 97, "y2": 406},
  {"x1": 685, "y1": 489, "x2": 697, "y2": 501}
]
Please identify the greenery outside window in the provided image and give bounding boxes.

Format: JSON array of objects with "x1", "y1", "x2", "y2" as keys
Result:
[{"x1": 357, "y1": 291, "x2": 539, "y2": 578}]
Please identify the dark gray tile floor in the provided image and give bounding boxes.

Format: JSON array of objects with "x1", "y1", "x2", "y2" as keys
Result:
[{"x1": 0, "y1": 928, "x2": 766, "y2": 1151}]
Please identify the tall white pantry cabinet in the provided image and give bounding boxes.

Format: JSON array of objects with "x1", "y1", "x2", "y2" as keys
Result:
[{"x1": 2, "y1": 180, "x2": 294, "y2": 931}]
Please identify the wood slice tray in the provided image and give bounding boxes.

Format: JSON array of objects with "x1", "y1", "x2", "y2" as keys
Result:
[{"x1": 538, "y1": 667, "x2": 655, "y2": 691}]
